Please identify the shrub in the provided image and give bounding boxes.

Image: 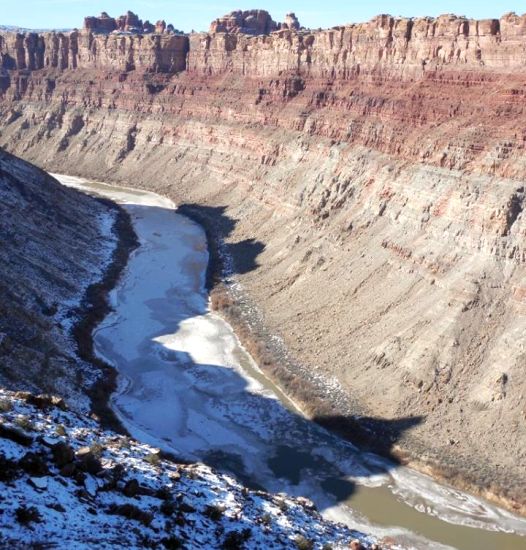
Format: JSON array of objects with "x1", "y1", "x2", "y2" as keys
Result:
[
  {"x1": 260, "y1": 512, "x2": 272, "y2": 526},
  {"x1": 15, "y1": 506, "x2": 42, "y2": 525},
  {"x1": 55, "y1": 424, "x2": 67, "y2": 436},
  {"x1": 160, "y1": 500, "x2": 176, "y2": 516},
  {"x1": 15, "y1": 415, "x2": 35, "y2": 432},
  {"x1": 0, "y1": 455, "x2": 19, "y2": 481},
  {"x1": 0, "y1": 398, "x2": 12, "y2": 412},
  {"x1": 222, "y1": 529, "x2": 252, "y2": 549},
  {"x1": 107, "y1": 503, "x2": 153, "y2": 526},
  {"x1": 204, "y1": 504, "x2": 225, "y2": 521},
  {"x1": 144, "y1": 452, "x2": 161, "y2": 466},
  {"x1": 89, "y1": 441, "x2": 105, "y2": 458},
  {"x1": 161, "y1": 536, "x2": 183, "y2": 549},
  {"x1": 277, "y1": 500, "x2": 288, "y2": 513}
]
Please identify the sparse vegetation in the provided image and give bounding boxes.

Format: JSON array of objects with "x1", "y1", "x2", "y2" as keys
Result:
[
  {"x1": 107, "y1": 503, "x2": 153, "y2": 526},
  {"x1": 222, "y1": 528, "x2": 252, "y2": 549},
  {"x1": 160, "y1": 500, "x2": 176, "y2": 516},
  {"x1": 15, "y1": 506, "x2": 42, "y2": 525},
  {"x1": 55, "y1": 424, "x2": 66, "y2": 436},
  {"x1": 89, "y1": 441, "x2": 105, "y2": 458},
  {"x1": 204, "y1": 504, "x2": 225, "y2": 521},
  {"x1": 161, "y1": 536, "x2": 183, "y2": 549},
  {"x1": 15, "y1": 415, "x2": 35, "y2": 432},
  {"x1": 277, "y1": 499, "x2": 288, "y2": 513},
  {"x1": 260, "y1": 512, "x2": 272, "y2": 526},
  {"x1": 0, "y1": 398, "x2": 12, "y2": 412},
  {"x1": 144, "y1": 451, "x2": 161, "y2": 466}
]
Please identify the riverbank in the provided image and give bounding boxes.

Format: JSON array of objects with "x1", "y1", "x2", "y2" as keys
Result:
[
  {"x1": 71, "y1": 197, "x2": 138, "y2": 434},
  {"x1": 176, "y1": 204, "x2": 526, "y2": 519}
]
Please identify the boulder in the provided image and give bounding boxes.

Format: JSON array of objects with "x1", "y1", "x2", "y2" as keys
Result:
[{"x1": 28, "y1": 476, "x2": 48, "y2": 490}]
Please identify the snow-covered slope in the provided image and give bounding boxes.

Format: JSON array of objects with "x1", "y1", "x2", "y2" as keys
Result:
[
  {"x1": 0, "y1": 148, "x2": 117, "y2": 409},
  {"x1": 0, "y1": 389, "x2": 376, "y2": 549}
]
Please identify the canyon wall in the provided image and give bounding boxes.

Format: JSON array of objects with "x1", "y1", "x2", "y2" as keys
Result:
[
  {"x1": 4, "y1": 12, "x2": 526, "y2": 76},
  {"x1": 0, "y1": 30, "x2": 188, "y2": 73},
  {"x1": 0, "y1": 11, "x2": 525, "y2": 514}
]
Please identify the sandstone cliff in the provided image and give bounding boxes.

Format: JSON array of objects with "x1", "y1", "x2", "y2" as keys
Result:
[{"x1": 0, "y1": 10, "x2": 525, "y2": 514}]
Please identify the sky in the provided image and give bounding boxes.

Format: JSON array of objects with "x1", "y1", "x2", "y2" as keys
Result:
[{"x1": 0, "y1": 1, "x2": 525, "y2": 32}]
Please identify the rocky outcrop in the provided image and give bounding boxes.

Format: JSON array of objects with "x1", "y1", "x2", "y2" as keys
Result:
[
  {"x1": 282, "y1": 13, "x2": 301, "y2": 30},
  {"x1": 0, "y1": 29, "x2": 188, "y2": 72},
  {"x1": 190, "y1": 12, "x2": 526, "y2": 77},
  {"x1": 0, "y1": 388, "x2": 374, "y2": 548},
  {"x1": 1, "y1": 10, "x2": 526, "y2": 515},
  {"x1": 6, "y1": 11, "x2": 526, "y2": 76},
  {"x1": 84, "y1": 12, "x2": 117, "y2": 33},
  {"x1": 209, "y1": 9, "x2": 278, "y2": 35},
  {"x1": 83, "y1": 10, "x2": 176, "y2": 35},
  {"x1": 115, "y1": 10, "x2": 142, "y2": 32}
]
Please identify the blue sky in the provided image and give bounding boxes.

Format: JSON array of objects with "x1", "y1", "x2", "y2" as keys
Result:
[{"x1": 1, "y1": 1, "x2": 525, "y2": 32}]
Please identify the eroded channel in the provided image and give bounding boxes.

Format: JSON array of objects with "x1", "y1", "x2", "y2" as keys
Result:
[{"x1": 57, "y1": 174, "x2": 526, "y2": 550}]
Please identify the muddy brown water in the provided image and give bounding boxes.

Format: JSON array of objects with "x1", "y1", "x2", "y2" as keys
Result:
[{"x1": 58, "y1": 174, "x2": 526, "y2": 550}]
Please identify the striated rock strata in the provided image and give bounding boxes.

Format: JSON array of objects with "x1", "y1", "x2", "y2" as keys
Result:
[{"x1": 0, "y1": 10, "x2": 526, "y2": 514}]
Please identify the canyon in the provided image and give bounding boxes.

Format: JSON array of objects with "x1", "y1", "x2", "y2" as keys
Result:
[
  {"x1": 0, "y1": 6, "x2": 525, "y2": 525},
  {"x1": 0, "y1": 157, "x2": 373, "y2": 548}
]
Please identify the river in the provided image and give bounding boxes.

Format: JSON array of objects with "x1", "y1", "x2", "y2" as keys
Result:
[{"x1": 56, "y1": 174, "x2": 526, "y2": 550}]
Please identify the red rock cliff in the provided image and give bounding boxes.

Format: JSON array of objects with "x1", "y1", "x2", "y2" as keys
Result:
[{"x1": 0, "y1": 30, "x2": 188, "y2": 72}]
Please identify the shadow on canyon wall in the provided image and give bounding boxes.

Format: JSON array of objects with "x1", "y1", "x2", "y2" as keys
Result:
[
  {"x1": 176, "y1": 203, "x2": 266, "y2": 284},
  {"x1": 125, "y1": 203, "x2": 422, "y2": 510}
]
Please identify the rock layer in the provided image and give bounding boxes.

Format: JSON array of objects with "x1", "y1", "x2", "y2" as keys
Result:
[{"x1": 0, "y1": 11, "x2": 526, "y2": 514}]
